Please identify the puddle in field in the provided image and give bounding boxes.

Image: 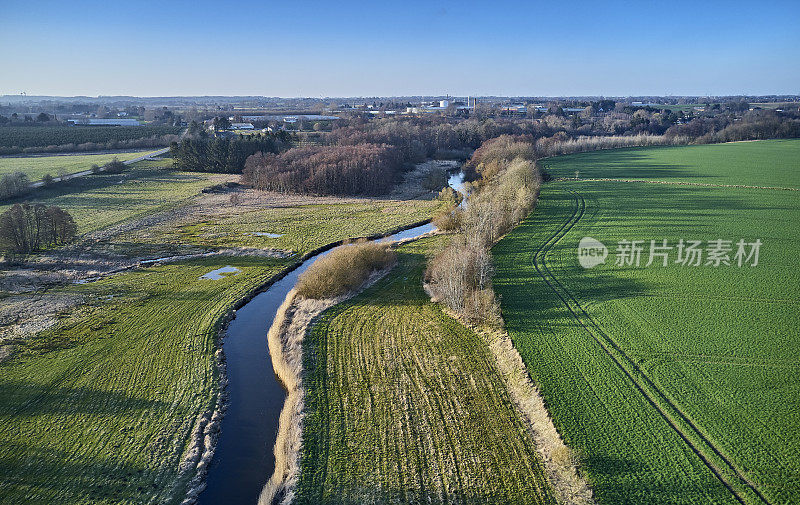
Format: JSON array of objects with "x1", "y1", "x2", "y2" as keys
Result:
[
  {"x1": 250, "y1": 232, "x2": 283, "y2": 238},
  {"x1": 200, "y1": 265, "x2": 241, "y2": 280}
]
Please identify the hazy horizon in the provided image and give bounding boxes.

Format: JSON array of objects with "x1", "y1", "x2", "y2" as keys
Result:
[{"x1": 2, "y1": 0, "x2": 799, "y2": 97}]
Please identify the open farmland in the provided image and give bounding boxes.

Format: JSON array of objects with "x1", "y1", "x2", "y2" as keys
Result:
[
  {"x1": 297, "y1": 237, "x2": 555, "y2": 504},
  {"x1": 542, "y1": 139, "x2": 800, "y2": 189},
  {"x1": 0, "y1": 149, "x2": 162, "y2": 181},
  {"x1": 0, "y1": 126, "x2": 181, "y2": 153},
  {"x1": 0, "y1": 160, "x2": 226, "y2": 234},
  {"x1": 493, "y1": 141, "x2": 800, "y2": 504}
]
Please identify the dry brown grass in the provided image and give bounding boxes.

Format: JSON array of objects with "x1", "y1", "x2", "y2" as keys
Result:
[
  {"x1": 295, "y1": 241, "x2": 395, "y2": 299},
  {"x1": 431, "y1": 206, "x2": 462, "y2": 231}
]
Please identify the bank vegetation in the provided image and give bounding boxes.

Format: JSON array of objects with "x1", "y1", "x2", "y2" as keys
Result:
[{"x1": 295, "y1": 240, "x2": 396, "y2": 299}]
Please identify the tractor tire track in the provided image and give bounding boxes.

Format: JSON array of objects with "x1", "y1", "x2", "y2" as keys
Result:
[{"x1": 530, "y1": 187, "x2": 770, "y2": 505}]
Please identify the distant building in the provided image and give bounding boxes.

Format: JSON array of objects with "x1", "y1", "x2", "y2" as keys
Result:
[
  {"x1": 230, "y1": 122, "x2": 254, "y2": 130},
  {"x1": 500, "y1": 104, "x2": 527, "y2": 114}
]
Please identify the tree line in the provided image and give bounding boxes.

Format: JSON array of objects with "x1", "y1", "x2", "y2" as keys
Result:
[
  {"x1": 0, "y1": 203, "x2": 77, "y2": 254},
  {"x1": 242, "y1": 144, "x2": 404, "y2": 196},
  {"x1": 170, "y1": 135, "x2": 287, "y2": 173},
  {"x1": 426, "y1": 136, "x2": 542, "y2": 325}
]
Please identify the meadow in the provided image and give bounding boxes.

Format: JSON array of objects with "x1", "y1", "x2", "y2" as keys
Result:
[
  {"x1": 297, "y1": 237, "x2": 555, "y2": 504},
  {"x1": 0, "y1": 256, "x2": 288, "y2": 504},
  {"x1": 0, "y1": 160, "x2": 226, "y2": 234},
  {"x1": 0, "y1": 181, "x2": 443, "y2": 504},
  {"x1": 0, "y1": 149, "x2": 161, "y2": 181},
  {"x1": 493, "y1": 141, "x2": 800, "y2": 504},
  {"x1": 163, "y1": 201, "x2": 437, "y2": 254},
  {"x1": 0, "y1": 126, "x2": 181, "y2": 152}
]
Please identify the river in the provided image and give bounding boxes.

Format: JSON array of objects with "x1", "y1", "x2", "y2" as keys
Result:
[{"x1": 197, "y1": 170, "x2": 465, "y2": 505}]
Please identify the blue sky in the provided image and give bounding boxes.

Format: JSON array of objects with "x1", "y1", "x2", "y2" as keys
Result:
[{"x1": 1, "y1": 0, "x2": 798, "y2": 97}]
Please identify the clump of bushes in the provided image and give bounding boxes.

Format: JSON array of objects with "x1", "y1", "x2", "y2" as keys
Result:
[
  {"x1": 425, "y1": 240, "x2": 500, "y2": 325},
  {"x1": 0, "y1": 172, "x2": 30, "y2": 200},
  {"x1": 242, "y1": 144, "x2": 403, "y2": 196},
  {"x1": 102, "y1": 158, "x2": 127, "y2": 174},
  {"x1": 296, "y1": 240, "x2": 395, "y2": 299},
  {"x1": 0, "y1": 203, "x2": 77, "y2": 254},
  {"x1": 432, "y1": 187, "x2": 463, "y2": 232}
]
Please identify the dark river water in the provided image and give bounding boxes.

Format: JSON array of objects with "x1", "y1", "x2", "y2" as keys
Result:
[{"x1": 198, "y1": 171, "x2": 465, "y2": 505}]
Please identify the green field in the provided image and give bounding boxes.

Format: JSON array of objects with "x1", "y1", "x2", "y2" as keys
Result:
[
  {"x1": 0, "y1": 193, "x2": 441, "y2": 504},
  {"x1": 0, "y1": 162, "x2": 223, "y2": 234},
  {"x1": 494, "y1": 141, "x2": 800, "y2": 504},
  {"x1": 297, "y1": 237, "x2": 555, "y2": 504},
  {"x1": 544, "y1": 139, "x2": 800, "y2": 189},
  {"x1": 0, "y1": 149, "x2": 161, "y2": 181},
  {"x1": 0, "y1": 256, "x2": 288, "y2": 504},
  {"x1": 131, "y1": 201, "x2": 437, "y2": 255}
]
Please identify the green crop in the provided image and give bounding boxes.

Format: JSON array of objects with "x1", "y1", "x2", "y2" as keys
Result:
[
  {"x1": 494, "y1": 140, "x2": 800, "y2": 504},
  {"x1": 297, "y1": 237, "x2": 555, "y2": 504}
]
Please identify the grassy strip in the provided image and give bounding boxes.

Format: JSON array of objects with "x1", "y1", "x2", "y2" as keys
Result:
[
  {"x1": 0, "y1": 150, "x2": 162, "y2": 181},
  {"x1": 0, "y1": 162, "x2": 224, "y2": 234},
  {"x1": 296, "y1": 236, "x2": 555, "y2": 504},
  {"x1": 144, "y1": 201, "x2": 439, "y2": 254}
]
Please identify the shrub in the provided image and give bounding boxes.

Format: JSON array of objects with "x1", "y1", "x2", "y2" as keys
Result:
[
  {"x1": 296, "y1": 240, "x2": 395, "y2": 299},
  {"x1": 0, "y1": 172, "x2": 30, "y2": 200},
  {"x1": 102, "y1": 158, "x2": 127, "y2": 174},
  {"x1": 425, "y1": 240, "x2": 495, "y2": 322},
  {"x1": 42, "y1": 173, "x2": 54, "y2": 186},
  {"x1": 432, "y1": 206, "x2": 463, "y2": 231}
]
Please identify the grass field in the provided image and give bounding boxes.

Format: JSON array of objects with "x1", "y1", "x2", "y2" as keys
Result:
[
  {"x1": 297, "y1": 236, "x2": 555, "y2": 504},
  {"x1": 0, "y1": 150, "x2": 162, "y2": 181},
  {"x1": 0, "y1": 195, "x2": 443, "y2": 504},
  {"x1": 0, "y1": 162, "x2": 224, "y2": 234},
  {"x1": 494, "y1": 140, "x2": 800, "y2": 504},
  {"x1": 0, "y1": 256, "x2": 288, "y2": 504},
  {"x1": 167, "y1": 202, "x2": 437, "y2": 254},
  {"x1": 543, "y1": 139, "x2": 800, "y2": 189}
]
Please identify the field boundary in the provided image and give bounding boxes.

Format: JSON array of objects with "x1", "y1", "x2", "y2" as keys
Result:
[
  {"x1": 529, "y1": 185, "x2": 771, "y2": 505},
  {"x1": 554, "y1": 177, "x2": 799, "y2": 192}
]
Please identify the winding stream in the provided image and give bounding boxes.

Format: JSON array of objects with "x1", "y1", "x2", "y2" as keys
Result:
[{"x1": 197, "y1": 170, "x2": 465, "y2": 505}]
